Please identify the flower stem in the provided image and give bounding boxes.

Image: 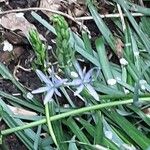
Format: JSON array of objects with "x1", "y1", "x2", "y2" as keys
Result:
[
  {"x1": 45, "y1": 103, "x2": 58, "y2": 147},
  {"x1": 1, "y1": 97, "x2": 150, "y2": 136}
]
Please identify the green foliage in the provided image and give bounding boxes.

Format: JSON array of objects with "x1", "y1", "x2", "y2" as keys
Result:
[
  {"x1": 29, "y1": 29, "x2": 46, "y2": 71},
  {"x1": 52, "y1": 15, "x2": 74, "y2": 71},
  {"x1": 0, "y1": 0, "x2": 150, "y2": 149}
]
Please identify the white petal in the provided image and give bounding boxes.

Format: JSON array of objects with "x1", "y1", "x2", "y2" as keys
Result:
[
  {"x1": 44, "y1": 89, "x2": 54, "y2": 104},
  {"x1": 86, "y1": 84, "x2": 99, "y2": 101},
  {"x1": 32, "y1": 87, "x2": 50, "y2": 94},
  {"x1": 74, "y1": 84, "x2": 84, "y2": 96}
]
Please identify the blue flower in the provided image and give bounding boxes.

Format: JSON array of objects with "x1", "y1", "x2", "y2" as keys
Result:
[
  {"x1": 68, "y1": 61, "x2": 100, "y2": 101},
  {"x1": 32, "y1": 69, "x2": 67, "y2": 104}
]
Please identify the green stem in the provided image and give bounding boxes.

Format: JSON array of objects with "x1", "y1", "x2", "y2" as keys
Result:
[
  {"x1": 45, "y1": 103, "x2": 58, "y2": 147},
  {"x1": 1, "y1": 97, "x2": 150, "y2": 136}
]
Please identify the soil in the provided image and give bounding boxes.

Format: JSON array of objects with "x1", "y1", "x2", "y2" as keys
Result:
[{"x1": 0, "y1": 0, "x2": 149, "y2": 149}]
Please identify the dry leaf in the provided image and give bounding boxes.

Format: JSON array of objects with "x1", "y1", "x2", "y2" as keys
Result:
[
  {"x1": 143, "y1": 108, "x2": 150, "y2": 118},
  {"x1": 40, "y1": 0, "x2": 60, "y2": 16},
  {"x1": 0, "y1": 13, "x2": 35, "y2": 35},
  {"x1": 4, "y1": 31, "x2": 26, "y2": 45},
  {"x1": 7, "y1": 104, "x2": 37, "y2": 116},
  {"x1": 115, "y1": 38, "x2": 124, "y2": 58}
]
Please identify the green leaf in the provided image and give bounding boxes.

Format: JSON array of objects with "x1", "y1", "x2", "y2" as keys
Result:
[
  {"x1": 94, "y1": 111, "x2": 103, "y2": 144},
  {"x1": 114, "y1": 0, "x2": 150, "y2": 53},
  {"x1": 82, "y1": 31, "x2": 94, "y2": 56},
  {"x1": 128, "y1": 105, "x2": 150, "y2": 126},
  {"x1": 95, "y1": 37, "x2": 114, "y2": 81},
  {"x1": 87, "y1": 0, "x2": 116, "y2": 51},
  {"x1": 34, "y1": 124, "x2": 42, "y2": 150},
  {"x1": 68, "y1": 136, "x2": 78, "y2": 150},
  {"x1": 110, "y1": 111, "x2": 150, "y2": 149},
  {"x1": 66, "y1": 117, "x2": 90, "y2": 149}
]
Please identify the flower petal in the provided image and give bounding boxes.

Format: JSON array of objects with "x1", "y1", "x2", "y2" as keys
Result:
[
  {"x1": 67, "y1": 79, "x2": 82, "y2": 86},
  {"x1": 84, "y1": 69, "x2": 93, "y2": 81},
  {"x1": 84, "y1": 67, "x2": 99, "y2": 82},
  {"x1": 55, "y1": 78, "x2": 68, "y2": 87},
  {"x1": 86, "y1": 84, "x2": 99, "y2": 101},
  {"x1": 32, "y1": 86, "x2": 50, "y2": 94},
  {"x1": 44, "y1": 88, "x2": 54, "y2": 104},
  {"x1": 36, "y1": 69, "x2": 53, "y2": 86},
  {"x1": 54, "y1": 89, "x2": 62, "y2": 97},
  {"x1": 73, "y1": 61, "x2": 84, "y2": 79},
  {"x1": 82, "y1": 67, "x2": 86, "y2": 76},
  {"x1": 74, "y1": 84, "x2": 84, "y2": 96}
]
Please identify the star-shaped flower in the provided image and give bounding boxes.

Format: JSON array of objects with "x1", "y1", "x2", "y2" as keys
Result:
[
  {"x1": 68, "y1": 61, "x2": 100, "y2": 101},
  {"x1": 32, "y1": 69, "x2": 67, "y2": 104}
]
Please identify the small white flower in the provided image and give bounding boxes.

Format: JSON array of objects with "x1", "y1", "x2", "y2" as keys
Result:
[
  {"x1": 3, "y1": 40, "x2": 13, "y2": 52},
  {"x1": 120, "y1": 58, "x2": 128, "y2": 66},
  {"x1": 134, "y1": 51, "x2": 139, "y2": 57},
  {"x1": 26, "y1": 92, "x2": 34, "y2": 100},
  {"x1": 107, "y1": 79, "x2": 117, "y2": 86},
  {"x1": 141, "y1": 85, "x2": 146, "y2": 90},
  {"x1": 125, "y1": 43, "x2": 131, "y2": 47},
  {"x1": 124, "y1": 88, "x2": 130, "y2": 94},
  {"x1": 70, "y1": 71, "x2": 78, "y2": 78},
  {"x1": 63, "y1": 104, "x2": 70, "y2": 108},
  {"x1": 47, "y1": 45, "x2": 52, "y2": 50},
  {"x1": 139, "y1": 80, "x2": 147, "y2": 84},
  {"x1": 139, "y1": 80, "x2": 147, "y2": 90}
]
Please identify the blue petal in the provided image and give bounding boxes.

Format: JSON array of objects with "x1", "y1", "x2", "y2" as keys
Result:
[
  {"x1": 67, "y1": 79, "x2": 82, "y2": 86},
  {"x1": 82, "y1": 67, "x2": 87, "y2": 76},
  {"x1": 86, "y1": 84, "x2": 99, "y2": 101},
  {"x1": 32, "y1": 86, "x2": 50, "y2": 94},
  {"x1": 74, "y1": 84, "x2": 84, "y2": 96},
  {"x1": 73, "y1": 61, "x2": 84, "y2": 79},
  {"x1": 36, "y1": 69, "x2": 53, "y2": 86},
  {"x1": 84, "y1": 68, "x2": 95, "y2": 81},
  {"x1": 55, "y1": 78, "x2": 68, "y2": 87},
  {"x1": 54, "y1": 89, "x2": 62, "y2": 97},
  {"x1": 44, "y1": 88, "x2": 54, "y2": 104}
]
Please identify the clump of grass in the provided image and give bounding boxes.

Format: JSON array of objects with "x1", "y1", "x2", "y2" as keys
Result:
[
  {"x1": 0, "y1": 0, "x2": 150, "y2": 150},
  {"x1": 52, "y1": 14, "x2": 74, "y2": 75},
  {"x1": 29, "y1": 29, "x2": 46, "y2": 71}
]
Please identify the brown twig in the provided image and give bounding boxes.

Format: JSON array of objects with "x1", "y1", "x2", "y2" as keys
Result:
[
  {"x1": 74, "y1": 13, "x2": 144, "y2": 21},
  {"x1": 0, "y1": 7, "x2": 89, "y2": 32},
  {"x1": 0, "y1": 7, "x2": 145, "y2": 32}
]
